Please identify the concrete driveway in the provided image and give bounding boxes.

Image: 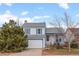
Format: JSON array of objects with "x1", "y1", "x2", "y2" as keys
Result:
[{"x1": 0, "y1": 49, "x2": 43, "y2": 56}]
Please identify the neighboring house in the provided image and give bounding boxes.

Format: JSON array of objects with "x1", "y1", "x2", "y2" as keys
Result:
[
  {"x1": 66, "y1": 28, "x2": 79, "y2": 46},
  {"x1": 23, "y1": 22, "x2": 65, "y2": 48},
  {"x1": 46, "y1": 28, "x2": 65, "y2": 46}
]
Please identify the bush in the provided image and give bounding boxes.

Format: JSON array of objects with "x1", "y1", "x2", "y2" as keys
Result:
[
  {"x1": 70, "y1": 41, "x2": 78, "y2": 48},
  {"x1": 49, "y1": 43, "x2": 64, "y2": 49},
  {"x1": 71, "y1": 43, "x2": 78, "y2": 48},
  {"x1": 0, "y1": 20, "x2": 28, "y2": 52}
]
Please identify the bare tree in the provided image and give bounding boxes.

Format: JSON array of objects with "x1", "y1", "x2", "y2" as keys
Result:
[
  {"x1": 50, "y1": 12, "x2": 79, "y2": 52},
  {"x1": 50, "y1": 15, "x2": 65, "y2": 48},
  {"x1": 50, "y1": 15, "x2": 63, "y2": 33},
  {"x1": 62, "y1": 12, "x2": 79, "y2": 52}
]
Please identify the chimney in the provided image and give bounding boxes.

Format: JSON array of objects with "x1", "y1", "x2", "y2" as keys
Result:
[{"x1": 25, "y1": 20, "x2": 27, "y2": 23}]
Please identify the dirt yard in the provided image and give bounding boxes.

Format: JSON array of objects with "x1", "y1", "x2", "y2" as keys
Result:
[
  {"x1": 0, "y1": 48, "x2": 79, "y2": 56},
  {"x1": 42, "y1": 48, "x2": 79, "y2": 55}
]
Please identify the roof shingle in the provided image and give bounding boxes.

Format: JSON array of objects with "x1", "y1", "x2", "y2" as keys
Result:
[{"x1": 69, "y1": 28, "x2": 79, "y2": 36}]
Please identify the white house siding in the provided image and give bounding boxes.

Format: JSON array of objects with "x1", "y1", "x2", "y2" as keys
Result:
[
  {"x1": 49, "y1": 36, "x2": 56, "y2": 45},
  {"x1": 30, "y1": 28, "x2": 36, "y2": 35},
  {"x1": 42, "y1": 38, "x2": 46, "y2": 48},
  {"x1": 27, "y1": 28, "x2": 46, "y2": 48},
  {"x1": 58, "y1": 36, "x2": 64, "y2": 45},
  {"x1": 42, "y1": 28, "x2": 45, "y2": 35},
  {"x1": 46, "y1": 35, "x2": 65, "y2": 46},
  {"x1": 30, "y1": 28, "x2": 45, "y2": 35},
  {"x1": 46, "y1": 35, "x2": 56, "y2": 45}
]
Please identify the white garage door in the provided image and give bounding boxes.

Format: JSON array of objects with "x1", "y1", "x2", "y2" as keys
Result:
[{"x1": 28, "y1": 40, "x2": 43, "y2": 48}]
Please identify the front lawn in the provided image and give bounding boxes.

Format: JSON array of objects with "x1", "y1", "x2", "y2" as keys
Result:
[{"x1": 42, "y1": 48, "x2": 79, "y2": 55}]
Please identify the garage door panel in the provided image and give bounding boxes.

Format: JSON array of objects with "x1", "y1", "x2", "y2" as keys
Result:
[{"x1": 28, "y1": 40, "x2": 42, "y2": 48}]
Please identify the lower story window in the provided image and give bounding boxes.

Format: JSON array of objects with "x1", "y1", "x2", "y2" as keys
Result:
[
  {"x1": 59, "y1": 38, "x2": 61, "y2": 42},
  {"x1": 56, "y1": 39, "x2": 58, "y2": 42}
]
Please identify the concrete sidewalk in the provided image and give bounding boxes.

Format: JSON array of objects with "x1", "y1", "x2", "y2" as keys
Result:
[{"x1": 0, "y1": 49, "x2": 42, "y2": 56}]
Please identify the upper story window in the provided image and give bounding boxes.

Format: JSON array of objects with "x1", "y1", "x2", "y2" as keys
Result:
[
  {"x1": 36, "y1": 29, "x2": 42, "y2": 34},
  {"x1": 26, "y1": 28, "x2": 30, "y2": 34}
]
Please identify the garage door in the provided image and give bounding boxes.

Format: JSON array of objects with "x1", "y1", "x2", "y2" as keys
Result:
[{"x1": 28, "y1": 40, "x2": 43, "y2": 48}]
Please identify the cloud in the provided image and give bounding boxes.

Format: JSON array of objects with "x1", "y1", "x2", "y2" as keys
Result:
[
  {"x1": 0, "y1": 3, "x2": 12, "y2": 6},
  {"x1": 0, "y1": 3, "x2": 2, "y2": 6},
  {"x1": 0, "y1": 10, "x2": 17, "y2": 26},
  {"x1": 31, "y1": 15, "x2": 51, "y2": 23},
  {"x1": 58, "y1": 3, "x2": 69, "y2": 10},
  {"x1": 75, "y1": 14, "x2": 79, "y2": 16},
  {"x1": 0, "y1": 10, "x2": 50, "y2": 27},
  {"x1": 32, "y1": 15, "x2": 50, "y2": 19},
  {"x1": 19, "y1": 17, "x2": 32, "y2": 25},
  {"x1": 32, "y1": 16, "x2": 42, "y2": 19},
  {"x1": 21, "y1": 11, "x2": 28, "y2": 16},
  {"x1": 38, "y1": 7, "x2": 44, "y2": 10},
  {"x1": 5, "y1": 3, "x2": 12, "y2": 6},
  {"x1": 46, "y1": 25, "x2": 54, "y2": 28},
  {"x1": 5, "y1": 10, "x2": 11, "y2": 14},
  {"x1": 43, "y1": 15, "x2": 50, "y2": 18},
  {"x1": 0, "y1": 10, "x2": 32, "y2": 26}
]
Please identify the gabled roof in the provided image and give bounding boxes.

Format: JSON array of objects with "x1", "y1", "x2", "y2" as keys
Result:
[
  {"x1": 46, "y1": 28, "x2": 65, "y2": 34},
  {"x1": 69, "y1": 28, "x2": 79, "y2": 36},
  {"x1": 23, "y1": 22, "x2": 46, "y2": 28},
  {"x1": 68, "y1": 28, "x2": 79, "y2": 44}
]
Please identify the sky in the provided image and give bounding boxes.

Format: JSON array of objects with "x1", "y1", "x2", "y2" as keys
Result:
[{"x1": 0, "y1": 3, "x2": 79, "y2": 27}]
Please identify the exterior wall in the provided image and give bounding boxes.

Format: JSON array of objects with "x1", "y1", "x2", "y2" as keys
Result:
[
  {"x1": 66, "y1": 30, "x2": 74, "y2": 42},
  {"x1": 24, "y1": 28, "x2": 45, "y2": 35},
  {"x1": 58, "y1": 36, "x2": 65, "y2": 45},
  {"x1": 30, "y1": 28, "x2": 36, "y2": 35},
  {"x1": 46, "y1": 35, "x2": 65, "y2": 46},
  {"x1": 43, "y1": 38, "x2": 46, "y2": 48},
  {"x1": 23, "y1": 27, "x2": 46, "y2": 40},
  {"x1": 42, "y1": 28, "x2": 45, "y2": 35},
  {"x1": 49, "y1": 35, "x2": 56, "y2": 45},
  {"x1": 23, "y1": 24, "x2": 46, "y2": 48}
]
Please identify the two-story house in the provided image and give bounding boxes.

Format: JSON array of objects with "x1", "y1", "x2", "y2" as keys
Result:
[
  {"x1": 23, "y1": 22, "x2": 65, "y2": 48},
  {"x1": 23, "y1": 22, "x2": 46, "y2": 48}
]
